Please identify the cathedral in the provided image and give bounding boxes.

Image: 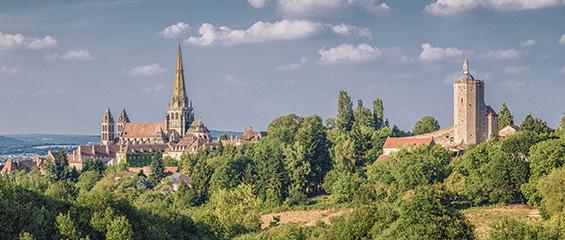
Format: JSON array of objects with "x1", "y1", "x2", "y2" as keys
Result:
[{"x1": 101, "y1": 44, "x2": 198, "y2": 147}]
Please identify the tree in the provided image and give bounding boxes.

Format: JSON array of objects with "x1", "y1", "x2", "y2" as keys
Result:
[
  {"x1": 498, "y1": 103, "x2": 514, "y2": 130},
  {"x1": 413, "y1": 116, "x2": 440, "y2": 135},
  {"x1": 558, "y1": 113, "x2": 565, "y2": 139},
  {"x1": 106, "y1": 216, "x2": 132, "y2": 240},
  {"x1": 373, "y1": 99, "x2": 384, "y2": 130},
  {"x1": 82, "y1": 158, "x2": 105, "y2": 174},
  {"x1": 253, "y1": 138, "x2": 289, "y2": 207},
  {"x1": 354, "y1": 99, "x2": 374, "y2": 128},
  {"x1": 521, "y1": 139, "x2": 565, "y2": 207},
  {"x1": 56, "y1": 212, "x2": 81, "y2": 240},
  {"x1": 209, "y1": 184, "x2": 261, "y2": 238},
  {"x1": 210, "y1": 156, "x2": 254, "y2": 191},
  {"x1": 538, "y1": 167, "x2": 565, "y2": 217},
  {"x1": 45, "y1": 150, "x2": 71, "y2": 181},
  {"x1": 520, "y1": 114, "x2": 550, "y2": 134},
  {"x1": 337, "y1": 91, "x2": 354, "y2": 131},
  {"x1": 219, "y1": 133, "x2": 229, "y2": 140},
  {"x1": 149, "y1": 154, "x2": 165, "y2": 183},
  {"x1": 267, "y1": 114, "x2": 303, "y2": 145}
]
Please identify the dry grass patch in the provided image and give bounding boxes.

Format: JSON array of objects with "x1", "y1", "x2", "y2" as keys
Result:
[
  {"x1": 462, "y1": 204, "x2": 541, "y2": 239},
  {"x1": 260, "y1": 208, "x2": 349, "y2": 229}
]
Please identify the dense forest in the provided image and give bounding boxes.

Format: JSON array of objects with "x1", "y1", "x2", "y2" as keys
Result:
[{"x1": 1, "y1": 91, "x2": 565, "y2": 240}]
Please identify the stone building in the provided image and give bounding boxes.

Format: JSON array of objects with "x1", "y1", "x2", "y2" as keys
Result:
[{"x1": 453, "y1": 58, "x2": 498, "y2": 145}]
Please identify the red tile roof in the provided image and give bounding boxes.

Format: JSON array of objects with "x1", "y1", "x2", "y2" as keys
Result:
[
  {"x1": 383, "y1": 137, "x2": 434, "y2": 149},
  {"x1": 121, "y1": 122, "x2": 165, "y2": 138}
]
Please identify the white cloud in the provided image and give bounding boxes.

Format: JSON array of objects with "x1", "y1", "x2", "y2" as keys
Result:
[
  {"x1": 159, "y1": 22, "x2": 191, "y2": 39},
  {"x1": 0, "y1": 32, "x2": 58, "y2": 50},
  {"x1": 277, "y1": 57, "x2": 307, "y2": 71},
  {"x1": 248, "y1": 0, "x2": 267, "y2": 8},
  {"x1": 504, "y1": 65, "x2": 529, "y2": 74},
  {"x1": 419, "y1": 43, "x2": 466, "y2": 61},
  {"x1": 46, "y1": 50, "x2": 93, "y2": 61},
  {"x1": 318, "y1": 43, "x2": 381, "y2": 64},
  {"x1": 478, "y1": 49, "x2": 522, "y2": 59},
  {"x1": 425, "y1": 0, "x2": 565, "y2": 15},
  {"x1": 186, "y1": 20, "x2": 323, "y2": 46},
  {"x1": 520, "y1": 39, "x2": 536, "y2": 47},
  {"x1": 277, "y1": 0, "x2": 390, "y2": 18},
  {"x1": 0, "y1": 65, "x2": 18, "y2": 76},
  {"x1": 128, "y1": 63, "x2": 165, "y2": 76},
  {"x1": 559, "y1": 34, "x2": 565, "y2": 45},
  {"x1": 331, "y1": 23, "x2": 372, "y2": 38}
]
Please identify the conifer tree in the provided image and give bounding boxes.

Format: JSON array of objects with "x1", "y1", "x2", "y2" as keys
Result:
[
  {"x1": 337, "y1": 91, "x2": 354, "y2": 131},
  {"x1": 373, "y1": 99, "x2": 384, "y2": 129},
  {"x1": 498, "y1": 103, "x2": 514, "y2": 130},
  {"x1": 150, "y1": 155, "x2": 165, "y2": 182}
]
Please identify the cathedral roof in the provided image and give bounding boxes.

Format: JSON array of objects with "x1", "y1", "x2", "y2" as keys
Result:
[{"x1": 121, "y1": 122, "x2": 166, "y2": 138}]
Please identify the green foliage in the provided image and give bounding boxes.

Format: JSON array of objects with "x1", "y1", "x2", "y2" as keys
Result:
[
  {"x1": 521, "y1": 139, "x2": 565, "y2": 207},
  {"x1": 267, "y1": 114, "x2": 303, "y2": 145},
  {"x1": 448, "y1": 132, "x2": 541, "y2": 205},
  {"x1": 236, "y1": 223, "x2": 308, "y2": 240},
  {"x1": 253, "y1": 138, "x2": 289, "y2": 207},
  {"x1": 125, "y1": 152, "x2": 162, "y2": 167},
  {"x1": 45, "y1": 150, "x2": 74, "y2": 182},
  {"x1": 413, "y1": 115, "x2": 440, "y2": 135},
  {"x1": 318, "y1": 203, "x2": 398, "y2": 239},
  {"x1": 105, "y1": 216, "x2": 132, "y2": 240},
  {"x1": 81, "y1": 158, "x2": 105, "y2": 174},
  {"x1": 149, "y1": 154, "x2": 165, "y2": 183},
  {"x1": 367, "y1": 145, "x2": 452, "y2": 200},
  {"x1": 521, "y1": 114, "x2": 551, "y2": 135},
  {"x1": 538, "y1": 167, "x2": 565, "y2": 217},
  {"x1": 208, "y1": 184, "x2": 262, "y2": 238},
  {"x1": 219, "y1": 133, "x2": 230, "y2": 140},
  {"x1": 56, "y1": 212, "x2": 81, "y2": 240},
  {"x1": 488, "y1": 215, "x2": 565, "y2": 240},
  {"x1": 353, "y1": 99, "x2": 374, "y2": 128},
  {"x1": 373, "y1": 98, "x2": 384, "y2": 130},
  {"x1": 162, "y1": 156, "x2": 178, "y2": 167},
  {"x1": 76, "y1": 170, "x2": 101, "y2": 192},
  {"x1": 337, "y1": 91, "x2": 354, "y2": 131},
  {"x1": 18, "y1": 232, "x2": 34, "y2": 240},
  {"x1": 498, "y1": 103, "x2": 514, "y2": 130},
  {"x1": 210, "y1": 156, "x2": 255, "y2": 192}
]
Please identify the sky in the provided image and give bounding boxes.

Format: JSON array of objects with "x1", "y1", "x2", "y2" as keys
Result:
[{"x1": 0, "y1": 0, "x2": 564, "y2": 135}]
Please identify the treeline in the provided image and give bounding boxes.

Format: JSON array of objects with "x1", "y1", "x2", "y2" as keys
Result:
[{"x1": 1, "y1": 92, "x2": 564, "y2": 240}]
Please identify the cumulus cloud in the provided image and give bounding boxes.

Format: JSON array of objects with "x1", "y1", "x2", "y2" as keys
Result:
[
  {"x1": 478, "y1": 49, "x2": 522, "y2": 59},
  {"x1": 419, "y1": 43, "x2": 466, "y2": 61},
  {"x1": 186, "y1": 20, "x2": 323, "y2": 46},
  {"x1": 504, "y1": 65, "x2": 529, "y2": 74},
  {"x1": 331, "y1": 23, "x2": 372, "y2": 38},
  {"x1": 425, "y1": 0, "x2": 565, "y2": 15},
  {"x1": 248, "y1": 0, "x2": 267, "y2": 8},
  {"x1": 128, "y1": 63, "x2": 165, "y2": 76},
  {"x1": 520, "y1": 39, "x2": 536, "y2": 47},
  {"x1": 0, "y1": 65, "x2": 18, "y2": 76},
  {"x1": 0, "y1": 32, "x2": 58, "y2": 50},
  {"x1": 318, "y1": 43, "x2": 381, "y2": 64},
  {"x1": 276, "y1": 57, "x2": 307, "y2": 71},
  {"x1": 560, "y1": 34, "x2": 565, "y2": 45},
  {"x1": 159, "y1": 22, "x2": 191, "y2": 39},
  {"x1": 46, "y1": 50, "x2": 93, "y2": 61},
  {"x1": 277, "y1": 0, "x2": 390, "y2": 18}
]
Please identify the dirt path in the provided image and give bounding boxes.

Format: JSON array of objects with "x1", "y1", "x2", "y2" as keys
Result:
[
  {"x1": 260, "y1": 208, "x2": 349, "y2": 229},
  {"x1": 462, "y1": 204, "x2": 541, "y2": 239}
]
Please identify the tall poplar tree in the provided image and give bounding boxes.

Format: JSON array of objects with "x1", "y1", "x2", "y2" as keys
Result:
[
  {"x1": 498, "y1": 103, "x2": 514, "y2": 130},
  {"x1": 354, "y1": 99, "x2": 374, "y2": 128},
  {"x1": 373, "y1": 99, "x2": 384, "y2": 129},
  {"x1": 337, "y1": 91, "x2": 354, "y2": 131}
]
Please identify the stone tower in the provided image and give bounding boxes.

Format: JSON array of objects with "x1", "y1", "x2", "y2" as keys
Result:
[
  {"x1": 117, "y1": 108, "x2": 130, "y2": 138},
  {"x1": 453, "y1": 58, "x2": 489, "y2": 145},
  {"x1": 101, "y1": 108, "x2": 115, "y2": 145},
  {"x1": 166, "y1": 43, "x2": 194, "y2": 137}
]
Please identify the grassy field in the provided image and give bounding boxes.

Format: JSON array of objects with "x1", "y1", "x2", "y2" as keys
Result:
[{"x1": 259, "y1": 203, "x2": 541, "y2": 239}]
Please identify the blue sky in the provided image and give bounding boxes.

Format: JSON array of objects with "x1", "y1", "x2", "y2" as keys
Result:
[{"x1": 0, "y1": 0, "x2": 564, "y2": 134}]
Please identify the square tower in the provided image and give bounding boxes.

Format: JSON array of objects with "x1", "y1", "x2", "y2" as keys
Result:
[{"x1": 453, "y1": 59, "x2": 488, "y2": 145}]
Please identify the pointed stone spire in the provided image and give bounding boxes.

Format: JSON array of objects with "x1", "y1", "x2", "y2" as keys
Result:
[
  {"x1": 102, "y1": 107, "x2": 114, "y2": 123},
  {"x1": 118, "y1": 108, "x2": 130, "y2": 123},
  {"x1": 462, "y1": 58, "x2": 474, "y2": 80},
  {"x1": 171, "y1": 42, "x2": 188, "y2": 106}
]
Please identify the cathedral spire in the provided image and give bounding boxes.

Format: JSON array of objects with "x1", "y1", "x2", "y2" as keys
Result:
[
  {"x1": 172, "y1": 42, "x2": 187, "y2": 102},
  {"x1": 462, "y1": 58, "x2": 474, "y2": 80}
]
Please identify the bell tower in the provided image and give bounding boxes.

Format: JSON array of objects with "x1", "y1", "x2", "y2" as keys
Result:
[
  {"x1": 101, "y1": 108, "x2": 115, "y2": 145},
  {"x1": 166, "y1": 43, "x2": 194, "y2": 137},
  {"x1": 117, "y1": 108, "x2": 130, "y2": 138}
]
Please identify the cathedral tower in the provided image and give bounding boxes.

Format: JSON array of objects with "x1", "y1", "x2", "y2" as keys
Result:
[
  {"x1": 453, "y1": 59, "x2": 486, "y2": 145},
  {"x1": 101, "y1": 108, "x2": 115, "y2": 145},
  {"x1": 117, "y1": 108, "x2": 130, "y2": 138},
  {"x1": 166, "y1": 43, "x2": 194, "y2": 137}
]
